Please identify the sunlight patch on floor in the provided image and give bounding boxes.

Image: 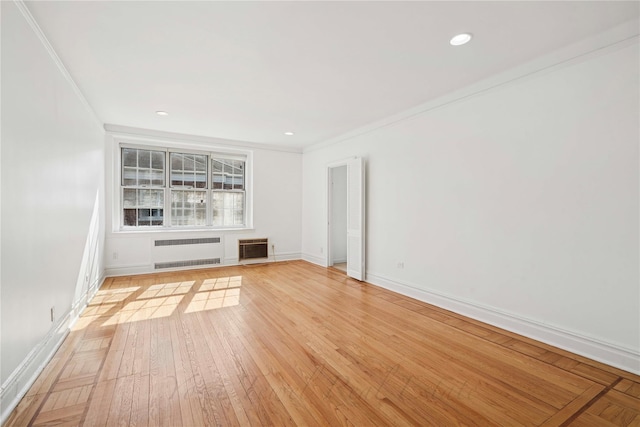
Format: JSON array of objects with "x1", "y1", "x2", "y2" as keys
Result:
[
  {"x1": 99, "y1": 281, "x2": 194, "y2": 325},
  {"x1": 90, "y1": 286, "x2": 140, "y2": 304},
  {"x1": 187, "y1": 276, "x2": 243, "y2": 312},
  {"x1": 138, "y1": 281, "x2": 195, "y2": 299},
  {"x1": 200, "y1": 276, "x2": 242, "y2": 291}
]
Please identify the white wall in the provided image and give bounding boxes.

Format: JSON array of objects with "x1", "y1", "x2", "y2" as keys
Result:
[
  {"x1": 1, "y1": 1, "x2": 105, "y2": 418},
  {"x1": 104, "y1": 132, "x2": 302, "y2": 276},
  {"x1": 302, "y1": 39, "x2": 639, "y2": 372},
  {"x1": 330, "y1": 165, "x2": 348, "y2": 264}
]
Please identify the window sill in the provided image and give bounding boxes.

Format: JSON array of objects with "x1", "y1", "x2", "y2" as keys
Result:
[{"x1": 111, "y1": 227, "x2": 255, "y2": 236}]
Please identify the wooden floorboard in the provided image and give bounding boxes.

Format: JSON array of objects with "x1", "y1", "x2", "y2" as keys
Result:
[{"x1": 5, "y1": 260, "x2": 639, "y2": 426}]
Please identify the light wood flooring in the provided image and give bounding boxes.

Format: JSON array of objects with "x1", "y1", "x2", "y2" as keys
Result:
[{"x1": 6, "y1": 260, "x2": 640, "y2": 426}]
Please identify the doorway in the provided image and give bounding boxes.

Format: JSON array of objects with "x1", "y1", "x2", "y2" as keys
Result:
[
  {"x1": 327, "y1": 157, "x2": 365, "y2": 281},
  {"x1": 330, "y1": 165, "x2": 348, "y2": 271}
]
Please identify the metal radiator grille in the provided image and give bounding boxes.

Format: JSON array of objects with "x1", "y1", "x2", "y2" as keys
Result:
[
  {"x1": 154, "y1": 258, "x2": 221, "y2": 269},
  {"x1": 154, "y1": 237, "x2": 221, "y2": 247}
]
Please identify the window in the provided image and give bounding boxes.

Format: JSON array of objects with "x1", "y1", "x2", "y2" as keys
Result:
[
  {"x1": 122, "y1": 148, "x2": 165, "y2": 226},
  {"x1": 120, "y1": 145, "x2": 248, "y2": 229},
  {"x1": 212, "y1": 159, "x2": 245, "y2": 227},
  {"x1": 170, "y1": 153, "x2": 207, "y2": 227}
]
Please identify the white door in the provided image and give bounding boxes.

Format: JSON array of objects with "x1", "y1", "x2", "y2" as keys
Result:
[{"x1": 346, "y1": 157, "x2": 365, "y2": 280}]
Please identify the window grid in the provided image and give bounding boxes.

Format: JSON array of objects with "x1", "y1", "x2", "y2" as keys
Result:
[
  {"x1": 211, "y1": 158, "x2": 246, "y2": 228},
  {"x1": 121, "y1": 148, "x2": 166, "y2": 227},
  {"x1": 120, "y1": 147, "x2": 247, "y2": 229}
]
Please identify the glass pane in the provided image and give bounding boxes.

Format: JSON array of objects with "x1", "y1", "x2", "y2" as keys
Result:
[
  {"x1": 232, "y1": 160, "x2": 243, "y2": 175},
  {"x1": 171, "y1": 154, "x2": 183, "y2": 170},
  {"x1": 141, "y1": 189, "x2": 163, "y2": 207},
  {"x1": 151, "y1": 209, "x2": 163, "y2": 226},
  {"x1": 224, "y1": 162, "x2": 233, "y2": 175},
  {"x1": 122, "y1": 149, "x2": 137, "y2": 168},
  {"x1": 171, "y1": 190, "x2": 206, "y2": 226},
  {"x1": 212, "y1": 191, "x2": 244, "y2": 227},
  {"x1": 195, "y1": 172, "x2": 207, "y2": 189},
  {"x1": 233, "y1": 174, "x2": 244, "y2": 190},
  {"x1": 122, "y1": 189, "x2": 164, "y2": 227},
  {"x1": 184, "y1": 155, "x2": 195, "y2": 171},
  {"x1": 122, "y1": 207, "x2": 164, "y2": 227},
  {"x1": 121, "y1": 148, "x2": 165, "y2": 187},
  {"x1": 212, "y1": 158, "x2": 244, "y2": 191},
  {"x1": 171, "y1": 153, "x2": 208, "y2": 189},
  {"x1": 183, "y1": 175, "x2": 196, "y2": 188},
  {"x1": 171, "y1": 171, "x2": 184, "y2": 187},
  {"x1": 212, "y1": 174, "x2": 223, "y2": 189},
  {"x1": 236, "y1": 161, "x2": 245, "y2": 190},
  {"x1": 123, "y1": 188, "x2": 136, "y2": 207},
  {"x1": 195, "y1": 156, "x2": 207, "y2": 172},
  {"x1": 122, "y1": 167, "x2": 137, "y2": 186},
  {"x1": 138, "y1": 169, "x2": 152, "y2": 186},
  {"x1": 123, "y1": 209, "x2": 137, "y2": 226},
  {"x1": 138, "y1": 208, "x2": 151, "y2": 226},
  {"x1": 138, "y1": 150, "x2": 150, "y2": 168},
  {"x1": 151, "y1": 170, "x2": 164, "y2": 186},
  {"x1": 152, "y1": 151, "x2": 164, "y2": 170}
]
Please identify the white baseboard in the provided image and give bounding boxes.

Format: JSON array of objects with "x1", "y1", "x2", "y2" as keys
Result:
[
  {"x1": 366, "y1": 271, "x2": 640, "y2": 375},
  {"x1": 0, "y1": 276, "x2": 106, "y2": 425},
  {"x1": 0, "y1": 311, "x2": 71, "y2": 424},
  {"x1": 302, "y1": 253, "x2": 327, "y2": 267},
  {"x1": 104, "y1": 263, "x2": 153, "y2": 277},
  {"x1": 224, "y1": 251, "x2": 302, "y2": 266},
  {"x1": 0, "y1": 316, "x2": 65, "y2": 425},
  {"x1": 272, "y1": 251, "x2": 301, "y2": 262},
  {"x1": 70, "y1": 274, "x2": 105, "y2": 328}
]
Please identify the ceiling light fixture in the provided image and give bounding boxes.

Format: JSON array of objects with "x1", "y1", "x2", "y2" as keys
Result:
[
  {"x1": 450, "y1": 33, "x2": 472, "y2": 46},
  {"x1": 156, "y1": 110, "x2": 169, "y2": 116},
  {"x1": 284, "y1": 132, "x2": 294, "y2": 136}
]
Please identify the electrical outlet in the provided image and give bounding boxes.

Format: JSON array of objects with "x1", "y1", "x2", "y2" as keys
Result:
[
  {"x1": 113, "y1": 252, "x2": 118, "y2": 260},
  {"x1": 50, "y1": 307, "x2": 55, "y2": 322},
  {"x1": 397, "y1": 262, "x2": 404, "y2": 269}
]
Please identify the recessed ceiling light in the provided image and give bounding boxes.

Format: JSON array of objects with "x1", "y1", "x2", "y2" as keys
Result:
[
  {"x1": 450, "y1": 33, "x2": 472, "y2": 46},
  {"x1": 156, "y1": 111, "x2": 169, "y2": 116},
  {"x1": 284, "y1": 132, "x2": 294, "y2": 136}
]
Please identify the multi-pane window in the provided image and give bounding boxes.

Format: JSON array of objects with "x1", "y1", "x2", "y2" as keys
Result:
[
  {"x1": 212, "y1": 159, "x2": 245, "y2": 227},
  {"x1": 122, "y1": 148, "x2": 165, "y2": 226},
  {"x1": 170, "y1": 153, "x2": 207, "y2": 226},
  {"x1": 120, "y1": 146, "x2": 247, "y2": 229}
]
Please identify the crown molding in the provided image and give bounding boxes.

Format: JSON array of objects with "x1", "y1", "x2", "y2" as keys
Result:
[
  {"x1": 104, "y1": 124, "x2": 303, "y2": 154},
  {"x1": 304, "y1": 19, "x2": 639, "y2": 154}
]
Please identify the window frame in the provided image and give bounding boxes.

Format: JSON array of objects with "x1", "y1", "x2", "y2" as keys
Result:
[
  {"x1": 115, "y1": 140, "x2": 252, "y2": 232},
  {"x1": 169, "y1": 151, "x2": 210, "y2": 227},
  {"x1": 121, "y1": 147, "x2": 166, "y2": 227},
  {"x1": 211, "y1": 157, "x2": 247, "y2": 228}
]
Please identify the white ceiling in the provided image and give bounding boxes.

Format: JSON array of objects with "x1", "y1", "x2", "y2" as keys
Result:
[{"x1": 26, "y1": 1, "x2": 639, "y2": 149}]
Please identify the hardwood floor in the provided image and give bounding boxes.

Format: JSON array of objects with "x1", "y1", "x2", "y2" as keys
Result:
[{"x1": 6, "y1": 260, "x2": 640, "y2": 426}]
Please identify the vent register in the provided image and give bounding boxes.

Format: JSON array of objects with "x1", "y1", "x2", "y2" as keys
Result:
[{"x1": 154, "y1": 237, "x2": 220, "y2": 247}]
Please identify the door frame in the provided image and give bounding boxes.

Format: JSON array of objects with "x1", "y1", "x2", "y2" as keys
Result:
[
  {"x1": 326, "y1": 157, "x2": 365, "y2": 280},
  {"x1": 327, "y1": 162, "x2": 346, "y2": 268}
]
